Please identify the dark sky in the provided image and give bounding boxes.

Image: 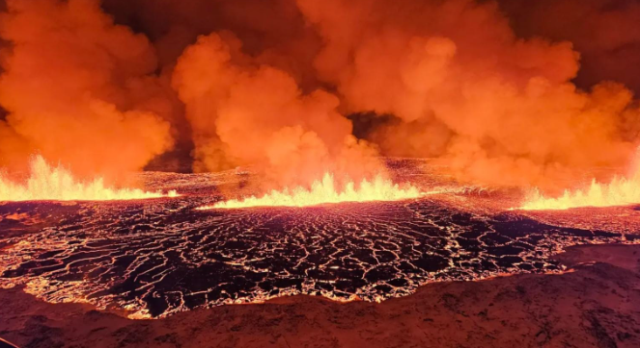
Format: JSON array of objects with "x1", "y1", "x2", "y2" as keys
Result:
[{"x1": 98, "y1": 0, "x2": 640, "y2": 94}]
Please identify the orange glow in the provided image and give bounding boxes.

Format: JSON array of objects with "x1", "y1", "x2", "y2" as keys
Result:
[
  {"x1": 0, "y1": 156, "x2": 178, "y2": 202},
  {"x1": 519, "y1": 162, "x2": 640, "y2": 211},
  {"x1": 200, "y1": 173, "x2": 426, "y2": 209}
]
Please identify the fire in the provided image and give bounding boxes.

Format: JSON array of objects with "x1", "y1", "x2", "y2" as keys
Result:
[
  {"x1": 519, "y1": 168, "x2": 640, "y2": 211},
  {"x1": 200, "y1": 173, "x2": 425, "y2": 209},
  {"x1": 0, "y1": 156, "x2": 178, "y2": 202}
]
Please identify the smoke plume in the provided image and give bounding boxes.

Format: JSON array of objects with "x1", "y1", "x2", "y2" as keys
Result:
[
  {"x1": 0, "y1": 0, "x2": 638, "y2": 193},
  {"x1": 295, "y1": 0, "x2": 640, "y2": 190},
  {"x1": 499, "y1": 0, "x2": 640, "y2": 95},
  {"x1": 0, "y1": 0, "x2": 173, "y2": 181},
  {"x1": 172, "y1": 33, "x2": 382, "y2": 188}
]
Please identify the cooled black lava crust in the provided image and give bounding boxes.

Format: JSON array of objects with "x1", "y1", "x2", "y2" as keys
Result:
[{"x1": 0, "y1": 197, "x2": 629, "y2": 318}]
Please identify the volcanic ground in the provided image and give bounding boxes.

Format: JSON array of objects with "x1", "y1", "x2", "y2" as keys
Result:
[{"x1": 0, "y1": 160, "x2": 639, "y2": 319}]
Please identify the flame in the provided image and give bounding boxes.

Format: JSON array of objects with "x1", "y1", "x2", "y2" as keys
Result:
[
  {"x1": 200, "y1": 173, "x2": 425, "y2": 209},
  {"x1": 519, "y1": 170, "x2": 640, "y2": 211},
  {"x1": 0, "y1": 156, "x2": 178, "y2": 202}
]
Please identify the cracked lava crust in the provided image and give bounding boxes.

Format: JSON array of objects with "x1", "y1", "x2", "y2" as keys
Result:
[{"x1": 1, "y1": 162, "x2": 639, "y2": 319}]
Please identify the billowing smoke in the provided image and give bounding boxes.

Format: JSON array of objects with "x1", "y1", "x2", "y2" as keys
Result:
[
  {"x1": 172, "y1": 33, "x2": 382, "y2": 188},
  {"x1": 0, "y1": 0, "x2": 174, "y2": 181},
  {"x1": 295, "y1": 0, "x2": 640, "y2": 190},
  {"x1": 0, "y1": 0, "x2": 639, "y2": 192},
  {"x1": 101, "y1": 0, "x2": 322, "y2": 89},
  {"x1": 499, "y1": 0, "x2": 640, "y2": 94}
]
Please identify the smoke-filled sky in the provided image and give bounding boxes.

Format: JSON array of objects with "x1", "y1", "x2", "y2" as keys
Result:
[{"x1": 0, "y1": 0, "x2": 639, "y2": 191}]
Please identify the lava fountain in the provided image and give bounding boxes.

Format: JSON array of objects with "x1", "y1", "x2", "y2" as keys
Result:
[
  {"x1": 519, "y1": 150, "x2": 640, "y2": 211},
  {"x1": 519, "y1": 176, "x2": 640, "y2": 211},
  {"x1": 0, "y1": 156, "x2": 178, "y2": 202},
  {"x1": 200, "y1": 173, "x2": 426, "y2": 209}
]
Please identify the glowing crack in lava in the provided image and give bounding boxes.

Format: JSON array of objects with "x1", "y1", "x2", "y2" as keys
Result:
[
  {"x1": 0, "y1": 156, "x2": 178, "y2": 202},
  {"x1": 200, "y1": 173, "x2": 424, "y2": 209}
]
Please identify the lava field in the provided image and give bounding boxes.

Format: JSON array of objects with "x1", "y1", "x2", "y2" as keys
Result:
[{"x1": 1, "y1": 166, "x2": 638, "y2": 319}]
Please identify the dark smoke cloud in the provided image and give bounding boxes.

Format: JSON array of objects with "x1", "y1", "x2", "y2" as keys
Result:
[
  {"x1": 497, "y1": 0, "x2": 640, "y2": 94},
  {"x1": 102, "y1": 0, "x2": 321, "y2": 88},
  {"x1": 172, "y1": 33, "x2": 383, "y2": 188}
]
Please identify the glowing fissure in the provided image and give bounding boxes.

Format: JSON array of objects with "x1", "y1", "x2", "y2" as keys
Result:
[
  {"x1": 520, "y1": 168, "x2": 640, "y2": 211},
  {"x1": 0, "y1": 156, "x2": 178, "y2": 202},
  {"x1": 200, "y1": 173, "x2": 424, "y2": 209}
]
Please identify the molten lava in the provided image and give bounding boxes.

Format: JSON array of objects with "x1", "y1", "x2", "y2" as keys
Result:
[
  {"x1": 0, "y1": 156, "x2": 178, "y2": 202},
  {"x1": 519, "y1": 168, "x2": 640, "y2": 211},
  {"x1": 200, "y1": 173, "x2": 424, "y2": 209}
]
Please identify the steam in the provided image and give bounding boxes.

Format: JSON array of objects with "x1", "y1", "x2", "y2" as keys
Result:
[
  {"x1": 0, "y1": 0, "x2": 173, "y2": 182},
  {"x1": 0, "y1": 0, "x2": 638, "y2": 193},
  {"x1": 172, "y1": 33, "x2": 382, "y2": 188},
  {"x1": 296, "y1": 0, "x2": 640, "y2": 190}
]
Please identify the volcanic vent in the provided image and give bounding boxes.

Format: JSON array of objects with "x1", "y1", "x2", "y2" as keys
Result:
[{"x1": 1, "y1": 160, "x2": 638, "y2": 319}]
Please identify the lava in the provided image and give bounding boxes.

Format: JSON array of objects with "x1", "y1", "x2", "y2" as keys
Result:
[
  {"x1": 0, "y1": 156, "x2": 178, "y2": 202},
  {"x1": 0, "y1": 163, "x2": 639, "y2": 319},
  {"x1": 520, "y1": 177, "x2": 640, "y2": 211},
  {"x1": 519, "y1": 150, "x2": 640, "y2": 211},
  {"x1": 199, "y1": 173, "x2": 424, "y2": 209}
]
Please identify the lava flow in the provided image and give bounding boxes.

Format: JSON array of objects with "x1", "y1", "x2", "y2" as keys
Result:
[
  {"x1": 0, "y1": 160, "x2": 639, "y2": 319},
  {"x1": 0, "y1": 156, "x2": 178, "y2": 202},
  {"x1": 200, "y1": 173, "x2": 423, "y2": 209}
]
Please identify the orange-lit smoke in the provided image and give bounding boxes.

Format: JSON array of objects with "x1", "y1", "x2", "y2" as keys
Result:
[
  {"x1": 172, "y1": 33, "x2": 383, "y2": 189},
  {"x1": 0, "y1": 0, "x2": 173, "y2": 182},
  {"x1": 296, "y1": 0, "x2": 640, "y2": 191},
  {"x1": 0, "y1": 0, "x2": 639, "y2": 196},
  {"x1": 499, "y1": 0, "x2": 640, "y2": 95}
]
